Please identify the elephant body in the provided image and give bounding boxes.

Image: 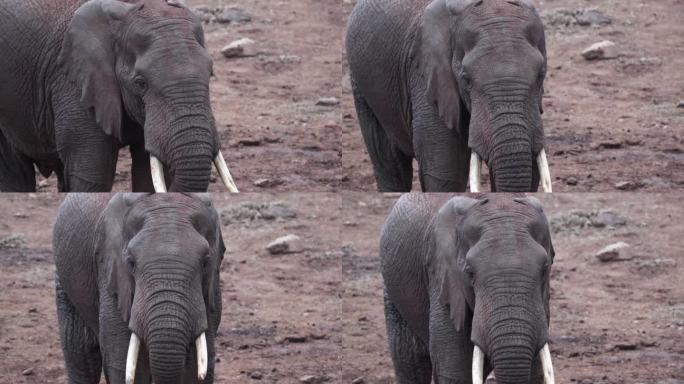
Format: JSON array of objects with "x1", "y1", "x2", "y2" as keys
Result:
[
  {"x1": 0, "y1": 0, "x2": 228, "y2": 192},
  {"x1": 346, "y1": 0, "x2": 549, "y2": 192},
  {"x1": 380, "y1": 193, "x2": 555, "y2": 384},
  {"x1": 53, "y1": 193, "x2": 225, "y2": 384}
]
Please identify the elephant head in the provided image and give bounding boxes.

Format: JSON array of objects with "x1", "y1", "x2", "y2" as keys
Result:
[
  {"x1": 431, "y1": 195, "x2": 555, "y2": 384},
  {"x1": 419, "y1": 0, "x2": 552, "y2": 192},
  {"x1": 58, "y1": 0, "x2": 237, "y2": 192},
  {"x1": 97, "y1": 193, "x2": 224, "y2": 383}
]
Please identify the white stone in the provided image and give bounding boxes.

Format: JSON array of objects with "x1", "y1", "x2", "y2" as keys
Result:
[
  {"x1": 267, "y1": 234, "x2": 303, "y2": 254},
  {"x1": 220, "y1": 38, "x2": 257, "y2": 58},
  {"x1": 595, "y1": 241, "x2": 630, "y2": 262},
  {"x1": 582, "y1": 40, "x2": 618, "y2": 60}
]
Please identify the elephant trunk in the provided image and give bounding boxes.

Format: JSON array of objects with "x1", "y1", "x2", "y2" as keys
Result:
[
  {"x1": 146, "y1": 315, "x2": 190, "y2": 384},
  {"x1": 489, "y1": 117, "x2": 535, "y2": 192},
  {"x1": 473, "y1": 275, "x2": 548, "y2": 384},
  {"x1": 165, "y1": 111, "x2": 216, "y2": 192}
]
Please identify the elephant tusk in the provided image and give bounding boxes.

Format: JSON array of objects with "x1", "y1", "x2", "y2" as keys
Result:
[
  {"x1": 196, "y1": 332, "x2": 208, "y2": 381},
  {"x1": 540, "y1": 343, "x2": 555, "y2": 384},
  {"x1": 125, "y1": 333, "x2": 141, "y2": 384},
  {"x1": 469, "y1": 152, "x2": 482, "y2": 193},
  {"x1": 213, "y1": 151, "x2": 239, "y2": 193},
  {"x1": 150, "y1": 155, "x2": 167, "y2": 193},
  {"x1": 537, "y1": 149, "x2": 552, "y2": 193},
  {"x1": 472, "y1": 345, "x2": 485, "y2": 384}
]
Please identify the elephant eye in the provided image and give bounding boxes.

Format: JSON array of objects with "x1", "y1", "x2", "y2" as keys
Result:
[{"x1": 133, "y1": 76, "x2": 147, "y2": 92}]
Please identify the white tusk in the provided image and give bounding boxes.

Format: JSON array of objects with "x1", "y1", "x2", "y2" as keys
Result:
[
  {"x1": 536, "y1": 149, "x2": 552, "y2": 193},
  {"x1": 469, "y1": 152, "x2": 482, "y2": 193},
  {"x1": 196, "y1": 332, "x2": 208, "y2": 381},
  {"x1": 539, "y1": 343, "x2": 555, "y2": 384},
  {"x1": 125, "y1": 333, "x2": 141, "y2": 384},
  {"x1": 150, "y1": 155, "x2": 167, "y2": 193},
  {"x1": 472, "y1": 345, "x2": 485, "y2": 384},
  {"x1": 213, "y1": 151, "x2": 239, "y2": 193}
]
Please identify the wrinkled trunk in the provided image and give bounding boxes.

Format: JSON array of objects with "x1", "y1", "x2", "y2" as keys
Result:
[
  {"x1": 489, "y1": 118, "x2": 534, "y2": 192},
  {"x1": 147, "y1": 314, "x2": 190, "y2": 384},
  {"x1": 476, "y1": 275, "x2": 546, "y2": 384},
  {"x1": 146, "y1": 85, "x2": 217, "y2": 192}
]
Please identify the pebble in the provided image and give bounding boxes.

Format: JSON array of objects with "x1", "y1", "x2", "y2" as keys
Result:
[
  {"x1": 215, "y1": 7, "x2": 251, "y2": 24},
  {"x1": 582, "y1": 40, "x2": 618, "y2": 60},
  {"x1": 249, "y1": 370, "x2": 263, "y2": 380},
  {"x1": 677, "y1": 100, "x2": 684, "y2": 109},
  {"x1": 266, "y1": 234, "x2": 303, "y2": 254},
  {"x1": 299, "y1": 375, "x2": 322, "y2": 384},
  {"x1": 595, "y1": 241, "x2": 630, "y2": 262},
  {"x1": 351, "y1": 378, "x2": 365, "y2": 384},
  {"x1": 22, "y1": 368, "x2": 34, "y2": 376},
  {"x1": 565, "y1": 176, "x2": 578, "y2": 186},
  {"x1": 614, "y1": 180, "x2": 642, "y2": 191},
  {"x1": 590, "y1": 210, "x2": 626, "y2": 227},
  {"x1": 253, "y1": 178, "x2": 284, "y2": 188},
  {"x1": 221, "y1": 38, "x2": 257, "y2": 58},
  {"x1": 575, "y1": 9, "x2": 613, "y2": 26},
  {"x1": 316, "y1": 97, "x2": 340, "y2": 106}
]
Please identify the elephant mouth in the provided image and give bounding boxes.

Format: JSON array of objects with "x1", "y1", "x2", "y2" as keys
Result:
[
  {"x1": 468, "y1": 149, "x2": 552, "y2": 193},
  {"x1": 124, "y1": 332, "x2": 208, "y2": 384},
  {"x1": 150, "y1": 152, "x2": 239, "y2": 193},
  {"x1": 472, "y1": 343, "x2": 556, "y2": 384}
]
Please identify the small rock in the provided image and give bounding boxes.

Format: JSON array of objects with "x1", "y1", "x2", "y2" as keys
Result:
[
  {"x1": 238, "y1": 138, "x2": 262, "y2": 146},
  {"x1": 253, "y1": 178, "x2": 284, "y2": 188},
  {"x1": 221, "y1": 38, "x2": 257, "y2": 58},
  {"x1": 28, "y1": 307, "x2": 38, "y2": 313},
  {"x1": 582, "y1": 40, "x2": 618, "y2": 60},
  {"x1": 614, "y1": 180, "x2": 642, "y2": 191},
  {"x1": 215, "y1": 7, "x2": 251, "y2": 24},
  {"x1": 595, "y1": 242, "x2": 630, "y2": 262},
  {"x1": 565, "y1": 176, "x2": 578, "y2": 186},
  {"x1": 261, "y1": 203, "x2": 297, "y2": 220},
  {"x1": 249, "y1": 370, "x2": 263, "y2": 380},
  {"x1": 590, "y1": 210, "x2": 626, "y2": 227},
  {"x1": 316, "y1": 97, "x2": 340, "y2": 106},
  {"x1": 593, "y1": 141, "x2": 623, "y2": 150},
  {"x1": 612, "y1": 342, "x2": 638, "y2": 351},
  {"x1": 284, "y1": 335, "x2": 308, "y2": 343},
  {"x1": 351, "y1": 378, "x2": 365, "y2": 384},
  {"x1": 677, "y1": 100, "x2": 684, "y2": 109},
  {"x1": 266, "y1": 234, "x2": 303, "y2": 254},
  {"x1": 22, "y1": 368, "x2": 34, "y2": 376},
  {"x1": 299, "y1": 375, "x2": 322, "y2": 384},
  {"x1": 575, "y1": 9, "x2": 612, "y2": 26}
]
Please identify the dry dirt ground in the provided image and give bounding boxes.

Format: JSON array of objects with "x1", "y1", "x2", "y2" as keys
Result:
[
  {"x1": 341, "y1": 193, "x2": 683, "y2": 383},
  {"x1": 341, "y1": 0, "x2": 684, "y2": 192},
  {"x1": 36, "y1": 0, "x2": 344, "y2": 192},
  {"x1": 0, "y1": 193, "x2": 342, "y2": 383}
]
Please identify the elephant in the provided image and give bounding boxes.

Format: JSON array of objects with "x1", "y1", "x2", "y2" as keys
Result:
[
  {"x1": 380, "y1": 193, "x2": 556, "y2": 384},
  {"x1": 346, "y1": 0, "x2": 553, "y2": 192},
  {"x1": 52, "y1": 193, "x2": 225, "y2": 384},
  {"x1": 0, "y1": 0, "x2": 238, "y2": 192}
]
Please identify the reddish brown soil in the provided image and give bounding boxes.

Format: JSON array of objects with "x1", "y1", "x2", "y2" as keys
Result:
[
  {"x1": 0, "y1": 193, "x2": 342, "y2": 383},
  {"x1": 341, "y1": 193, "x2": 683, "y2": 383},
  {"x1": 341, "y1": 0, "x2": 684, "y2": 192},
  {"x1": 36, "y1": 0, "x2": 344, "y2": 192}
]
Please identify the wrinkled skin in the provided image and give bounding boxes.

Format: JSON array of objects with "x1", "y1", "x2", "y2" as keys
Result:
[
  {"x1": 380, "y1": 193, "x2": 554, "y2": 384},
  {"x1": 53, "y1": 193, "x2": 225, "y2": 384},
  {"x1": 346, "y1": 0, "x2": 547, "y2": 192},
  {"x1": 0, "y1": 0, "x2": 219, "y2": 192}
]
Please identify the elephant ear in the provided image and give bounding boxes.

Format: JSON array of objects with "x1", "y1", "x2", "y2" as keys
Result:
[
  {"x1": 58, "y1": 0, "x2": 142, "y2": 140},
  {"x1": 97, "y1": 193, "x2": 145, "y2": 323},
  {"x1": 430, "y1": 196, "x2": 482, "y2": 332},
  {"x1": 418, "y1": 0, "x2": 476, "y2": 132}
]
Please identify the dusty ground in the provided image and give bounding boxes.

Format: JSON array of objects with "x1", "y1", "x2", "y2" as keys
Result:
[
  {"x1": 341, "y1": 0, "x2": 684, "y2": 192},
  {"x1": 341, "y1": 193, "x2": 683, "y2": 383},
  {"x1": 36, "y1": 0, "x2": 344, "y2": 192},
  {"x1": 0, "y1": 193, "x2": 342, "y2": 383}
]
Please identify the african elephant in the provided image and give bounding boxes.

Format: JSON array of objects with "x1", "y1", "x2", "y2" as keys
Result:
[
  {"x1": 380, "y1": 193, "x2": 556, "y2": 384},
  {"x1": 53, "y1": 193, "x2": 225, "y2": 384},
  {"x1": 0, "y1": 0, "x2": 237, "y2": 192},
  {"x1": 346, "y1": 0, "x2": 552, "y2": 192}
]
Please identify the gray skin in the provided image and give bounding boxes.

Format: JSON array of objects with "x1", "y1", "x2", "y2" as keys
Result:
[
  {"x1": 380, "y1": 193, "x2": 554, "y2": 384},
  {"x1": 0, "y1": 0, "x2": 220, "y2": 192},
  {"x1": 53, "y1": 193, "x2": 225, "y2": 384},
  {"x1": 346, "y1": 0, "x2": 547, "y2": 192}
]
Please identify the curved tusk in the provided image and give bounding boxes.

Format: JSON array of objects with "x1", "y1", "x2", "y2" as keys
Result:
[
  {"x1": 213, "y1": 151, "x2": 239, "y2": 193},
  {"x1": 472, "y1": 345, "x2": 485, "y2": 384},
  {"x1": 150, "y1": 155, "x2": 167, "y2": 193},
  {"x1": 536, "y1": 149, "x2": 552, "y2": 193},
  {"x1": 196, "y1": 332, "x2": 208, "y2": 381},
  {"x1": 539, "y1": 343, "x2": 555, "y2": 384},
  {"x1": 469, "y1": 152, "x2": 482, "y2": 193},
  {"x1": 125, "y1": 333, "x2": 141, "y2": 384}
]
